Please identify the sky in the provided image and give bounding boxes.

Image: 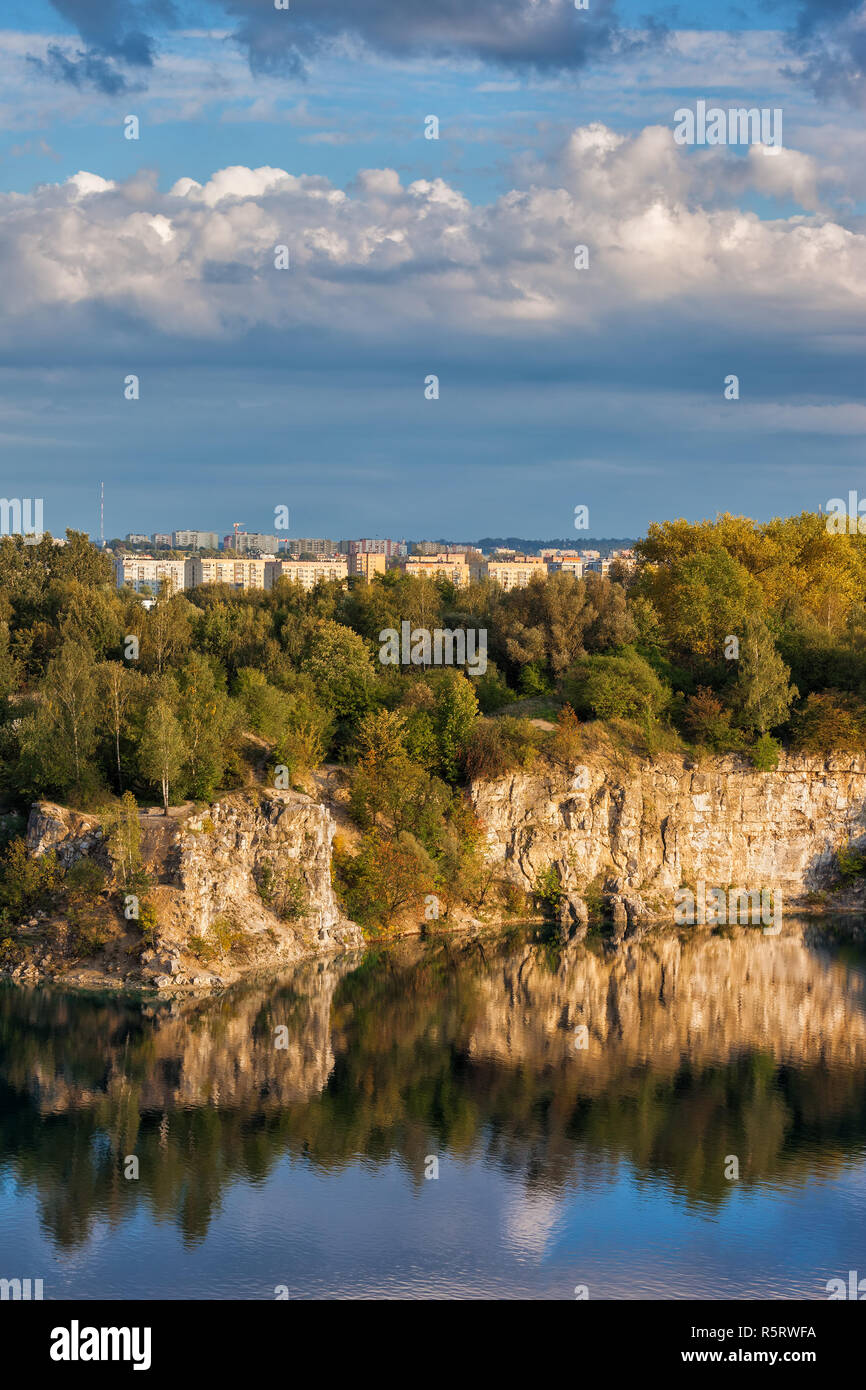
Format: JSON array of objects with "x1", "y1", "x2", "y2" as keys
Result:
[{"x1": 1, "y1": 0, "x2": 866, "y2": 542}]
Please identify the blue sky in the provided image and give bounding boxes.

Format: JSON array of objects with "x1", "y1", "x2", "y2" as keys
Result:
[{"x1": 1, "y1": 0, "x2": 865, "y2": 541}]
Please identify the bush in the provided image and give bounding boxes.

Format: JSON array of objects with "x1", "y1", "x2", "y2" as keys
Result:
[
  {"x1": 836, "y1": 841, "x2": 866, "y2": 881},
  {"x1": 563, "y1": 647, "x2": 670, "y2": 723},
  {"x1": 0, "y1": 839, "x2": 60, "y2": 922},
  {"x1": 256, "y1": 864, "x2": 307, "y2": 920},
  {"x1": 750, "y1": 732, "x2": 781, "y2": 771},
  {"x1": 462, "y1": 717, "x2": 538, "y2": 781},
  {"x1": 335, "y1": 831, "x2": 435, "y2": 929},
  {"x1": 790, "y1": 691, "x2": 866, "y2": 754},
  {"x1": 683, "y1": 687, "x2": 743, "y2": 751},
  {"x1": 533, "y1": 865, "x2": 562, "y2": 913}
]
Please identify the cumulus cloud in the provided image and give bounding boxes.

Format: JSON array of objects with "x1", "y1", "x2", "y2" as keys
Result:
[{"x1": 0, "y1": 126, "x2": 863, "y2": 357}]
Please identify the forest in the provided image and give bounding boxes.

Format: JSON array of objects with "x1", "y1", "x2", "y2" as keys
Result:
[{"x1": 1, "y1": 510, "x2": 865, "y2": 930}]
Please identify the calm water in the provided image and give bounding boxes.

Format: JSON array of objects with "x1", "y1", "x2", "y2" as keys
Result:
[{"x1": 2, "y1": 921, "x2": 866, "y2": 1300}]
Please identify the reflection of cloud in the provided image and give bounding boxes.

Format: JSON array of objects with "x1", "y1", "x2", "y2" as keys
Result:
[{"x1": 502, "y1": 1191, "x2": 562, "y2": 1259}]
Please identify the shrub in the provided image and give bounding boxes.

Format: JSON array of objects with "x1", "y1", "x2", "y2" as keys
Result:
[
  {"x1": 462, "y1": 717, "x2": 538, "y2": 781},
  {"x1": 750, "y1": 732, "x2": 781, "y2": 771},
  {"x1": 836, "y1": 841, "x2": 866, "y2": 882},
  {"x1": 563, "y1": 647, "x2": 669, "y2": 723},
  {"x1": 790, "y1": 691, "x2": 866, "y2": 754},
  {"x1": 335, "y1": 831, "x2": 435, "y2": 929},
  {"x1": 547, "y1": 704, "x2": 582, "y2": 766},
  {"x1": 0, "y1": 839, "x2": 60, "y2": 922},
  {"x1": 256, "y1": 864, "x2": 306, "y2": 920},
  {"x1": 533, "y1": 865, "x2": 562, "y2": 913}
]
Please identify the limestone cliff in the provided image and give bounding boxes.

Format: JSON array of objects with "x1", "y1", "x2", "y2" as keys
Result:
[
  {"x1": 16, "y1": 790, "x2": 362, "y2": 991},
  {"x1": 469, "y1": 751, "x2": 866, "y2": 913}
]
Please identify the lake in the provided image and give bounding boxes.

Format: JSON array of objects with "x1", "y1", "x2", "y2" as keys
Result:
[{"x1": 2, "y1": 920, "x2": 865, "y2": 1300}]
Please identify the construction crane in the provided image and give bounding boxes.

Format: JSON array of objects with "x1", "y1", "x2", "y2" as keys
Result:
[{"x1": 232, "y1": 522, "x2": 244, "y2": 550}]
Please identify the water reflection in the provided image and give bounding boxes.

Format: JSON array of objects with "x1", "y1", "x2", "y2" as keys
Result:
[{"x1": 1, "y1": 919, "x2": 866, "y2": 1295}]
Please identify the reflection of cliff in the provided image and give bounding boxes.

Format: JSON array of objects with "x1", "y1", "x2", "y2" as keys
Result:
[
  {"x1": 466, "y1": 927, "x2": 866, "y2": 1074},
  {"x1": 2, "y1": 921, "x2": 866, "y2": 1247}
]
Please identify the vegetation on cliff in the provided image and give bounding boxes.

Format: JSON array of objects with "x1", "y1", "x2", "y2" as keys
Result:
[{"x1": 2, "y1": 511, "x2": 866, "y2": 935}]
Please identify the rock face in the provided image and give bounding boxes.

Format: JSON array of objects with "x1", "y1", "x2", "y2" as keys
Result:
[
  {"x1": 174, "y1": 793, "x2": 360, "y2": 953},
  {"x1": 24, "y1": 790, "x2": 362, "y2": 988},
  {"x1": 26, "y1": 803, "x2": 106, "y2": 868},
  {"x1": 469, "y1": 752, "x2": 866, "y2": 910}
]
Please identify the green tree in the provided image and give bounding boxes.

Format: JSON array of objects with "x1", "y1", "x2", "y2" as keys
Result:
[
  {"x1": 138, "y1": 699, "x2": 185, "y2": 814},
  {"x1": 20, "y1": 639, "x2": 101, "y2": 801},
  {"x1": 731, "y1": 618, "x2": 798, "y2": 735}
]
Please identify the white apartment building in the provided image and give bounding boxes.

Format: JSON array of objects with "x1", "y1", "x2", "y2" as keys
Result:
[
  {"x1": 470, "y1": 555, "x2": 548, "y2": 590},
  {"x1": 266, "y1": 556, "x2": 349, "y2": 590},
  {"x1": 115, "y1": 555, "x2": 190, "y2": 594},
  {"x1": 173, "y1": 529, "x2": 220, "y2": 550},
  {"x1": 190, "y1": 557, "x2": 267, "y2": 590}
]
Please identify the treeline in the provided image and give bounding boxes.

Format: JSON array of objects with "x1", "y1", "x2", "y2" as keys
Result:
[{"x1": 2, "y1": 513, "x2": 866, "y2": 929}]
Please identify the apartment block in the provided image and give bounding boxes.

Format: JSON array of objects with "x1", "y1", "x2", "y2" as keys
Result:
[
  {"x1": 115, "y1": 555, "x2": 190, "y2": 594},
  {"x1": 395, "y1": 554, "x2": 470, "y2": 587},
  {"x1": 124, "y1": 533, "x2": 151, "y2": 545},
  {"x1": 266, "y1": 557, "x2": 349, "y2": 590},
  {"x1": 347, "y1": 551, "x2": 387, "y2": 580},
  {"x1": 546, "y1": 553, "x2": 585, "y2": 579},
  {"x1": 173, "y1": 529, "x2": 220, "y2": 550},
  {"x1": 471, "y1": 555, "x2": 548, "y2": 590},
  {"x1": 340, "y1": 538, "x2": 408, "y2": 558},
  {"x1": 228, "y1": 532, "x2": 284, "y2": 555},
  {"x1": 287, "y1": 538, "x2": 336, "y2": 557},
  {"x1": 190, "y1": 557, "x2": 267, "y2": 590}
]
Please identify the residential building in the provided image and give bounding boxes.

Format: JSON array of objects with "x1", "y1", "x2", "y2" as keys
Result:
[
  {"x1": 152, "y1": 532, "x2": 173, "y2": 548},
  {"x1": 172, "y1": 529, "x2": 220, "y2": 551},
  {"x1": 266, "y1": 556, "x2": 349, "y2": 589},
  {"x1": 546, "y1": 552, "x2": 585, "y2": 579},
  {"x1": 229, "y1": 531, "x2": 284, "y2": 554},
  {"x1": 347, "y1": 551, "x2": 387, "y2": 580},
  {"x1": 394, "y1": 554, "x2": 470, "y2": 587},
  {"x1": 584, "y1": 558, "x2": 612, "y2": 576},
  {"x1": 124, "y1": 533, "x2": 151, "y2": 545},
  {"x1": 287, "y1": 538, "x2": 336, "y2": 557},
  {"x1": 115, "y1": 555, "x2": 190, "y2": 594},
  {"x1": 189, "y1": 557, "x2": 267, "y2": 590},
  {"x1": 471, "y1": 555, "x2": 547, "y2": 589},
  {"x1": 340, "y1": 538, "x2": 407, "y2": 558}
]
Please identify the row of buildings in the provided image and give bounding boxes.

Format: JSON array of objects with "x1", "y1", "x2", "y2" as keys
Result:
[
  {"x1": 115, "y1": 546, "x2": 637, "y2": 595},
  {"x1": 122, "y1": 531, "x2": 410, "y2": 558}
]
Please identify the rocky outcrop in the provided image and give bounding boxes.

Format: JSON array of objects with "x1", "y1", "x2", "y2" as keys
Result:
[
  {"x1": 469, "y1": 752, "x2": 866, "y2": 912},
  {"x1": 21, "y1": 790, "x2": 362, "y2": 992},
  {"x1": 26, "y1": 803, "x2": 106, "y2": 868}
]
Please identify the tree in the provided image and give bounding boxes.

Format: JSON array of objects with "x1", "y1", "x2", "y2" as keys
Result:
[
  {"x1": 138, "y1": 699, "x2": 185, "y2": 814},
  {"x1": 430, "y1": 669, "x2": 479, "y2": 781},
  {"x1": 730, "y1": 618, "x2": 797, "y2": 735},
  {"x1": 20, "y1": 639, "x2": 101, "y2": 801},
  {"x1": 564, "y1": 647, "x2": 669, "y2": 723},
  {"x1": 102, "y1": 791, "x2": 144, "y2": 891},
  {"x1": 174, "y1": 653, "x2": 236, "y2": 799},
  {"x1": 98, "y1": 662, "x2": 141, "y2": 792}
]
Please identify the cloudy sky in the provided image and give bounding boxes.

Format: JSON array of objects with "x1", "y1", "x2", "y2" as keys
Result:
[{"x1": 1, "y1": 0, "x2": 866, "y2": 541}]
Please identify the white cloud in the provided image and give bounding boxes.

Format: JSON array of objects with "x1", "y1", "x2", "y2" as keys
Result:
[{"x1": 0, "y1": 124, "x2": 865, "y2": 351}]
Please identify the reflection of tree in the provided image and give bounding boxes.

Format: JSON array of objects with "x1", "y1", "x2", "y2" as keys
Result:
[{"x1": 2, "y1": 921, "x2": 866, "y2": 1249}]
